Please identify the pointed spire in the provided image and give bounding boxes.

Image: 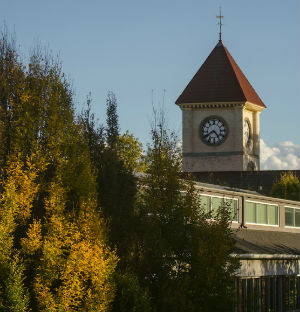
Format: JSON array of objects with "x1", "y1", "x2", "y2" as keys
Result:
[
  {"x1": 216, "y1": 7, "x2": 223, "y2": 42},
  {"x1": 175, "y1": 41, "x2": 265, "y2": 108}
]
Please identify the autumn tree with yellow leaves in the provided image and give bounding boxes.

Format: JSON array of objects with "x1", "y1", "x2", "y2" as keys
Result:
[
  {"x1": 0, "y1": 30, "x2": 118, "y2": 312},
  {"x1": 0, "y1": 156, "x2": 118, "y2": 312}
]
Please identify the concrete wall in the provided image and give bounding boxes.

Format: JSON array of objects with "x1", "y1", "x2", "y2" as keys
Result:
[
  {"x1": 181, "y1": 102, "x2": 263, "y2": 172},
  {"x1": 182, "y1": 104, "x2": 245, "y2": 171},
  {"x1": 242, "y1": 108, "x2": 260, "y2": 170},
  {"x1": 183, "y1": 154, "x2": 244, "y2": 172},
  {"x1": 237, "y1": 258, "x2": 300, "y2": 277}
]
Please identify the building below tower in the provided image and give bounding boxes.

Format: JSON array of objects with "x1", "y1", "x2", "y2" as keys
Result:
[{"x1": 192, "y1": 180, "x2": 300, "y2": 311}]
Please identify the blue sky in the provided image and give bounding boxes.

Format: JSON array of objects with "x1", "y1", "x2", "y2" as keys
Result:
[{"x1": 1, "y1": 0, "x2": 299, "y2": 152}]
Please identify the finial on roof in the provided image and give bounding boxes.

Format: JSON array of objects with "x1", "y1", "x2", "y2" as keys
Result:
[{"x1": 216, "y1": 7, "x2": 223, "y2": 42}]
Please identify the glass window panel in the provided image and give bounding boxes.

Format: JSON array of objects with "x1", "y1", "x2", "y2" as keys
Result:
[
  {"x1": 246, "y1": 202, "x2": 256, "y2": 223},
  {"x1": 199, "y1": 195, "x2": 210, "y2": 214},
  {"x1": 268, "y1": 205, "x2": 278, "y2": 225},
  {"x1": 285, "y1": 207, "x2": 294, "y2": 227},
  {"x1": 295, "y1": 209, "x2": 300, "y2": 228},
  {"x1": 257, "y1": 203, "x2": 267, "y2": 224},
  {"x1": 211, "y1": 197, "x2": 223, "y2": 215},
  {"x1": 224, "y1": 198, "x2": 238, "y2": 221}
]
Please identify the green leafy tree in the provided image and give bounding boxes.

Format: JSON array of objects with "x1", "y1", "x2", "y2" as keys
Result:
[
  {"x1": 118, "y1": 131, "x2": 146, "y2": 173},
  {"x1": 270, "y1": 172, "x2": 300, "y2": 201},
  {"x1": 112, "y1": 271, "x2": 152, "y2": 312},
  {"x1": 135, "y1": 111, "x2": 239, "y2": 311}
]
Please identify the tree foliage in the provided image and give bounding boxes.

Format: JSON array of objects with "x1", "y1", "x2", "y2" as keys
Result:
[
  {"x1": 0, "y1": 149, "x2": 117, "y2": 312},
  {"x1": 0, "y1": 155, "x2": 36, "y2": 312},
  {"x1": 0, "y1": 31, "x2": 96, "y2": 211},
  {"x1": 270, "y1": 172, "x2": 300, "y2": 201},
  {"x1": 133, "y1": 112, "x2": 239, "y2": 311},
  {"x1": 117, "y1": 131, "x2": 146, "y2": 173},
  {"x1": 30, "y1": 182, "x2": 118, "y2": 312},
  {"x1": 0, "y1": 31, "x2": 117, "y2": 312}
]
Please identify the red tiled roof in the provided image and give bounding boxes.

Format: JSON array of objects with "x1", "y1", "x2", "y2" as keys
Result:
[{"x1": 175, "y1": 41, "x2": 266, "y2": 108}]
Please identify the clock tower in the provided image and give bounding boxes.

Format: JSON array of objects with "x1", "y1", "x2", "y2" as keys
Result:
[{"x1": 176, "y1": 39, "x2": 266, "y2": 172}]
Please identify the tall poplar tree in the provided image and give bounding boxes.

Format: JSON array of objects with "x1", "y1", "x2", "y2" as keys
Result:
[{"x1": 92, "y1": 92, "x2": 137, "y2": 263}]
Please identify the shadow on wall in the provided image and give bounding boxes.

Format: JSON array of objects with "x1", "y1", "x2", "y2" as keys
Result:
[{"x1": 238, "y1": 258, "x2": 299, "y2": 277}]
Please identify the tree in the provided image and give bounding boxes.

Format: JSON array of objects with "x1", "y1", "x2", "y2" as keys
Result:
[
  {"x1": 270, "y1": 172, "x2": 300, "y2": 201},
  {"x1": 0, "y1": 155, "x2": 36, "y2": 312},
  {"x1": 29, "y1": 182, "x2": 118, "y2": 312},
  {"x1": 0, "y1": 31, "x2": 118, "y2": 311},
  {"x1": 0, "y1": 31, "x2": 96, "y2": 215},
  {"x1": 81, "y1": 93, "x2": 150, "y2": 312},
  {"x1": 117, "y1": 131, "x2": 146, "y2": 173},
  {"x1": 112, "y1": 271, "x2": 152, "y2": 312},
  {"x1": 134, "y1": 111, "x2": 239, "y2": 311},
  {"x1": 0, "y1": 30, "x2": 25, "y2": 166},
  {"x1": 0, "y1": 155, "x2": 118, "y2": 312},
  {"x1": 106, "y1": 91, "x2": 119, "y2": 149},
  {"x1": 83, "y1": 92, "x2": 137, "y2": 264}
]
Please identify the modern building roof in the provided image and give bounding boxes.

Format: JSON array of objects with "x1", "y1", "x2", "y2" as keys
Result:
[
  {"x1": 175, "y1": 40, "x2": 265, "y2": 108},
  {"x1": 234, "y1": 229, "x2": 300, "y2": 255}
]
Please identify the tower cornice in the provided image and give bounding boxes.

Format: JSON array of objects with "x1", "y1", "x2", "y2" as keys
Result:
[{"x1": 177, "y1": 101, "x2": 244, "y2": 110}]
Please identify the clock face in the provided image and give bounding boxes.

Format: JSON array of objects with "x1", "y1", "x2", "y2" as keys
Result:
[
  {"x1": 244, "y1": 120, "x2": 250, "y2": 146},
  {"x1": 200, "y1": 116, "x2": 228, "y2": 145}
]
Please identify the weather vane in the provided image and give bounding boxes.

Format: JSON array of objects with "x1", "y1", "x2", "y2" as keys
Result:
[{"x1": 216, "y1": 7, "x2": 223, "y2": 41}]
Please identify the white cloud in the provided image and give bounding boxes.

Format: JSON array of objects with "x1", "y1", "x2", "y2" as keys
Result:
[{"x1": 260, "y1": 139, "x2": 300, "y2": 170}]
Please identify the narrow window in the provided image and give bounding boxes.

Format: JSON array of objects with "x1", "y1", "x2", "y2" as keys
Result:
[
  {"x1": 257, "y1": 203, "x2": 267, "y2": 224},
  {"x1": 285, "y1": 207, "x2": 295, "y2": 227},
  {"x1": 268, "y1": 205, "x2": 278, "y2": 225},
  {"x1": 246, "y1": 201, "x2": 256, "y2": 223},
  {"x1": 224, "y1": 198, "x2": 238, "y2": 222},
  {"x1": 199, "y1": 195, "x2": 210, "y2": 214},
  {"x1": 295, "y1": 209, "x2": 300, "y2": 227},
  {"x1": 211, "y1": 197, "x2": 222, "y2": 215}
]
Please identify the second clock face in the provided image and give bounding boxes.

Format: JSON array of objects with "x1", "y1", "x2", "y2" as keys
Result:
[
  {"x1": 200, "y1": 116, "x2": 228, "y2": 145},
  {"x1": 244, "y1": 120, "x2": 250, "y2": 146}
]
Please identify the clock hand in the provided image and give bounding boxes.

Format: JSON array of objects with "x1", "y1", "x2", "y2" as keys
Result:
[
  {"x1": 210, "y1": 130, "x2": 218, "y2": 136},
  {"x1": 204, "y1": 130, "x2": 218, "y2": 138}
]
